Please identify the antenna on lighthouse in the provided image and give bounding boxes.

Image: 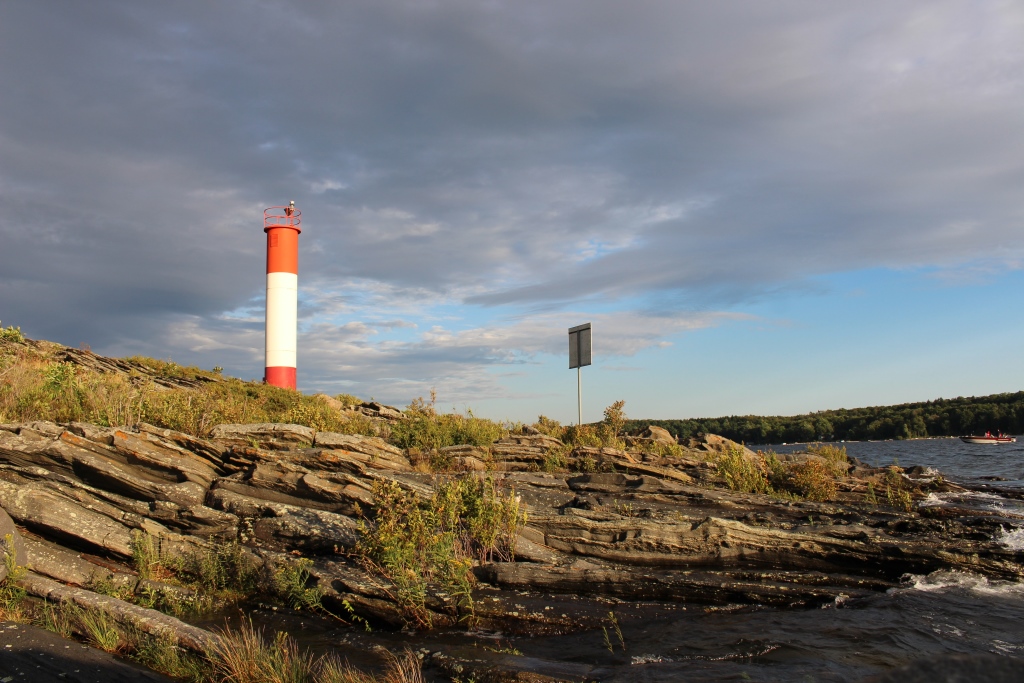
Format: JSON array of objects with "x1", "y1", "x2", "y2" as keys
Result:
[{"x1": 264, "y1": 203, "x2": 302, "y2": 389}]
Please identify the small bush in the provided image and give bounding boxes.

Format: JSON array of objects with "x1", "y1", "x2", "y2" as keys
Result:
[
  {"x1": 788, "y1": 459, "x2": 838, "y2": 502},
  {"x1": 335, "y1": 393, "x2": 363, "y2": 408},
  {"x1": 389, "y1": 405, "x2": 505, "y2": 452},
  {"x1": 807, "y1": 443, "x2": 850, "y2": 477},
  {"x1": 357, "y1": 476, "x2": 526, "y2": 627},
  {"x1": 0, "y1": 322, "x2": 25, "y2": 343},
  {"x1": 171, "y1": 540, "x2": 259, "y2": 597},
  {"x1": 715, "y1": 447, "x2": 772, "y2": 494},
  {"x1": 273, "y1": 557, "x2": 325, "y2": 612},
  {"x1": 563, "y1": 424, "x2": 602, "y2": 448},
  {"x1": 532, "y1": 415, "x2": 565, "y2": 439}
]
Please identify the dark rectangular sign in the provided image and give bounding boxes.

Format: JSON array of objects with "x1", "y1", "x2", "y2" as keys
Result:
[{"x1": 568, "y1": 323, "x2": 592, "y2": 369}]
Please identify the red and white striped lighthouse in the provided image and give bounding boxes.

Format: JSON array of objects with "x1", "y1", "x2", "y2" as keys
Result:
[{"x1": 264, "y1": 202, "x2": 301, "y2": 390}]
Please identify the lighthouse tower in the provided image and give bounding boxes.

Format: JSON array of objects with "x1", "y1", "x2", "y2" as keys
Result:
[{"x1": 264, "y1": 201, "x2": 301, "y2": 389}]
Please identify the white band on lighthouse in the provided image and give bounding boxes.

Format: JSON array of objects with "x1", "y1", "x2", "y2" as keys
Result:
[{"x1": 265, "y1": 271, "x2": 297, "y2": 368}]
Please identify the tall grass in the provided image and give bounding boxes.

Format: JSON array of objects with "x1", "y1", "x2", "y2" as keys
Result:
[{"x1": 209, "y1": 620, "x2": 424, "y2": 683}]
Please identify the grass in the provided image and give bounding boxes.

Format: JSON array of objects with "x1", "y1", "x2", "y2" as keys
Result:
[
  {"x1": 356, "y1": 475, "x2": 526, "y2": 628},
  {"x1": 0, "y1": 533, "x2": 28, "y2": 621},
  {"x1": 807, "y1": 443, "x2": 851, "y2": 477},
  {"x1": 389, "y1": 392, "x2": 506, "y2": 453},
  {"x1": 207, "y1": 619, "x2": 424, "y2": 683},
  {"x1": 711, "y1": 447, "x2": 849, "y2": 503},
  {"x1": 273, "y1": 557, "x2": 325, "y2": 612},
  {"x1": 885, "y1": 465, "x2": 914, "y2": 512},
  {"x1": 715, "y1": 448, "x2": 772, "y2": 495},
  {"x1": 3, "y1": 577, "x2": 414, "y2": 683}
]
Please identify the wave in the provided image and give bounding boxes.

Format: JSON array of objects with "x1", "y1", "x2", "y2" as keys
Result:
[
  {"x1": 997, "y1": 525, "x2": 1024, "y2": 551},
  {"x1": 900, "y1": 569, "x2": 1024, "y2": 599}
]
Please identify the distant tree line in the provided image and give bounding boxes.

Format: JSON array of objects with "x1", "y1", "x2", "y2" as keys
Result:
[{"x1": 626, "y1": 391, "x2": 1024, "y2": 444}]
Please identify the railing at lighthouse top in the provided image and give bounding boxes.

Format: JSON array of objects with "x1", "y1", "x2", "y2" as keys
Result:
[{"x1": 264, "y1": 206, "x2": 302, "y2": 232}]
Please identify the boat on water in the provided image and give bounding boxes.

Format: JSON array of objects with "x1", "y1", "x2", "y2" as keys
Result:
[{"x1": 960, "y1": 431, "x2": 1016, "y2": 444}]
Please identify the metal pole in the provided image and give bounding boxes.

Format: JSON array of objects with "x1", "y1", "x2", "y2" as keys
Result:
[{"x1": 577, "y1": 366, "x2": 582, "y2": 425}]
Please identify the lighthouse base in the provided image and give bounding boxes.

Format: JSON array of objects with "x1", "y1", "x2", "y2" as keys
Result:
[{"x1": 264, "y1": 366, "x2": 297, "y2": 390}]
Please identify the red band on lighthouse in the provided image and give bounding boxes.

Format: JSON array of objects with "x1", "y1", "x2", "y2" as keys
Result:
[{"x1": 264, "y1": 204, "x2": 301, "y2": 390}]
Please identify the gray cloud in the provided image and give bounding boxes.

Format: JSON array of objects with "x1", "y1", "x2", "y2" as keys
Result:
[{"x1": 2, "y1": 0, "x2": 1023, "y2": 401}]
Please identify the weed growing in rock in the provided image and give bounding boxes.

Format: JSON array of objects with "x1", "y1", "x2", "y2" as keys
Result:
[
  {"x1": 599, "y1": 400, "x2": 628, "y2": 448},
  {"x1": 273, "y1": 557, "x2": 325, "y2": 612},
  {"x1": 601, "y1": 611, "x2": 626, "y2": 653},
  {"x1": 0, "y1": 322, "x2": 25, "y2": 343},
  {"x1": 0, "y1": 534, "x2": 27, "y2": 620},
  {"x1": 389, "y1": 393, "x2": 506, "y2": 452},
  {"x1": 79, "y1": 607, "x2": 126, "y2": 653},
  {"x1": 532, "y1": 415, "x2": 564, "y2": 438},
  {"x1": 885, "y1": 465, "x2": 914, "y2": 512},
  {"x1": 130, "y1": 529, "x2": 167, "y2": 581},
  {"x1": 208, "y1": 619, "x2": 424, "y2": 683},
  {"x1": 807, "y1": 443, "x2": 851, "y2": 477},
  {"x1": 788, "y1": 459, "x2": 838, "y2": 502},
  {"x1": 563, "y1": 424, "x2": 603, "y2": 448},
  {"x1": 357, "y1": 476, "x2": 526, "y2": 628},
  {"x1": 172, "y1": 540, "x2": 259, "y2": 597},
  {"x1": 864, "y1": 481, "x2": 879, "y2": 507},
  {"x1": 716, "y1": 447, "x2": 772, "y2": 495}
]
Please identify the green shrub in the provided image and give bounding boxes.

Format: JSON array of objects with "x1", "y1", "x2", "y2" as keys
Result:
[
  {"x1": 273, "y1": 557, "x2": 324, "y2": 612},
  {"x1": 335, "y1": 393, "x2": 363, "y2": 408},
  {"x1": 807, "y1": 443, "x2": 850, "y2": 477},
  {"x1": 389, "y1": 406, "x2": 505, "y2": 452},
  {"x1": 532, "y1": 415, "x2": 565, "y2": 438},
  {"x1": 715, "y1": 447, "x2": 772, "y2": 494},
  {"x1": 563, "y1": 424, "x2": 602, "y2": 448},
  {"x1": 788, "y1": 459, "x2": 838, "y2": 502},
  {"x1": 356, "y1": 476, "x2": 526, "y2": 628},
  {"x1": 0, "y1": 322, "x2": 25, "y2": 343}
]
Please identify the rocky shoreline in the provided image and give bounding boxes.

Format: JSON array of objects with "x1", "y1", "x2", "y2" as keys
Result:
[{"x1": 1, "y1": 415, "x2": 1022, "y2": 680}]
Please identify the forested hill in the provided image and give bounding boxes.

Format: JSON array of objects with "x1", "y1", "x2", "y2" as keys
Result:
[{"x1": 627, "y1": 391, "x2": 1024, "y2": 444}]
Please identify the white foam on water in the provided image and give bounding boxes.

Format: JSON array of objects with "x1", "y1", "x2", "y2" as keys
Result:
[
  {"x1": 919, "y1": 493, "x2": 945, "y2": 507},
  {"x1": 631, "y1": 654, "x2": 667, "y2": 665},
  {"x1": 902, "y1": 570, "x2": 1024, "y2": 599},
  {"x1": 996, "y1": 525, "x2": 1024, "y2": 551}
]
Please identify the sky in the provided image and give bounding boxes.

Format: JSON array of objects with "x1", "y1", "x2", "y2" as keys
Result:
[{"x1": 2, "y1": 1, "x2": 1024, "y2": 424}]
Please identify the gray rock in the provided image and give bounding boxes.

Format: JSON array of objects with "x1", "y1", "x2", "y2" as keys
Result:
[
  {"x1": 16, "y1": 571, "x2": 217, "y2": 652},
  {"x1": 206, "y1": 487, "x2": 361, "y2": 552},
  {"x1": 312, "y1": 432, "x2": 410, "y2": 470},
  {"x1": 640, "y1": 425, "x2": 677, "y2": 444},
  {"x1": 209, "y1": 423, "x2": 315, "y2": 450},
  {"x1": 22, "y1": 534, "x2": 135, "y2": 589}
]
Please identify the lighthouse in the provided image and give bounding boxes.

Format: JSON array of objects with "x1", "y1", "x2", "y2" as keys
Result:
[{"x1": 264, "y1": 201, "x2": 301, "y2": 389}]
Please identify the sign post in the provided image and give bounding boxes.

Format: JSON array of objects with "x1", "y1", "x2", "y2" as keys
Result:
[{"x1": 568, "y1": 323, "x2": 592, "y2": 425}]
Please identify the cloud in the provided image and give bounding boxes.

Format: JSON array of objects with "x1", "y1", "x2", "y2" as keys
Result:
[{"x1": 2, "y1": 1, "x2": 1024, "y2": 415}]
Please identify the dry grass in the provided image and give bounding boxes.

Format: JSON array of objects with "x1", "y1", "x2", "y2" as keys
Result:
[
  {"x1": 0, "y1": 337, "x2": 377, "y2": 437},
  {"x1": 208, "y1": 620, "x2": 423, "y2": 683}
]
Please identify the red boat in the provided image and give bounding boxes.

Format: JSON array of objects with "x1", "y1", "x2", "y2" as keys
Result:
[{"x1": 960, "y1": 431, "x2": 1016, "y2": 444}]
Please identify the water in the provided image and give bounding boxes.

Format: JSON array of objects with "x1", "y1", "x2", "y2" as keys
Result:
[
  {"x1": 755, "y1": 436, "x2": 1024, "y2": 489},
  {"x1": 236, "y1": 439, "x2": 1024, "y2": 681}
]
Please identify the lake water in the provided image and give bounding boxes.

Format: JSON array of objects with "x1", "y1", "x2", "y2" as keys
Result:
[
  {"x1": 242, "y1": 439, "x2": 1024, "y2": 681},
  {"x1": 755, "y1": 436, "x2": 1024, "y2": 490}
]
